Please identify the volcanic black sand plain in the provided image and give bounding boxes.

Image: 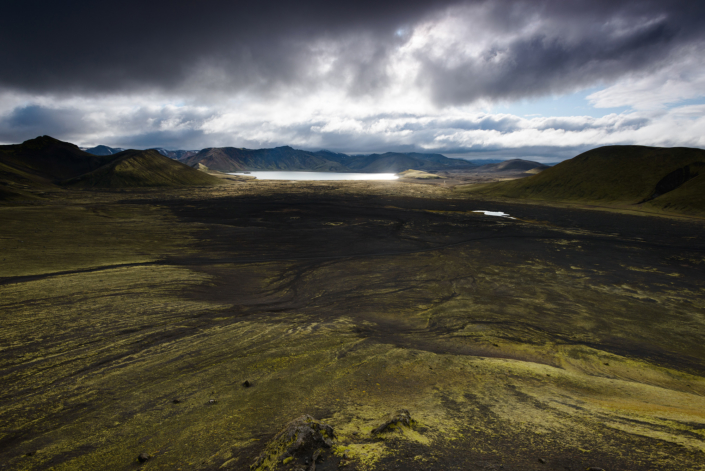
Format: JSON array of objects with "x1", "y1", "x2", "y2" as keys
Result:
[{"x1": 1, "y1": 177, "x2": 704, "y2": 471}]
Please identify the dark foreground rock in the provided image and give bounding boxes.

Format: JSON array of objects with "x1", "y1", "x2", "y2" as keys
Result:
[
  {"x1": 250, "y1": 415, "x2": 335, "y2": 471},
  {"x1": 371, "y1": 409, "x2": 416, "y2": 436}
]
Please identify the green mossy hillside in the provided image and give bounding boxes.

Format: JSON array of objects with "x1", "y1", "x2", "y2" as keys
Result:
[
  {"x1": 63, "y1": 149, "x2": 223, "y2": 188},
  {"x1": 0, "y1": 135, "x2": 117, "y2": 182},
  {"x1": 460, "y1": 145, "x2": 705, "y2": 215},
  {"x1": 0, "y1": 136, "x2": 222, "y2": 190}
]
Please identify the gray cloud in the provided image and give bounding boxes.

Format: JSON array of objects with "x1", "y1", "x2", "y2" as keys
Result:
[
  {"x1": 1, "y1": 1, "x2": 704, "y2": 156},
  {"x1": 418, "y1": 1, "x2": 704, "y2": 105},
  {"x1": 0, "y1": 105, "x2": 92, "y2": 143},
  {"x1": 1, "y1": 1, "x2": 703, "y2": 105},
  {"x1": 533, "y1": 116, "x2": 650, "y2": 132},
  {"x1": 0, "y1": 0, "x2": 457, "y2": 97}
]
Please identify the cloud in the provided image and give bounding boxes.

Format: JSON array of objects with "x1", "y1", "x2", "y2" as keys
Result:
[
  {"x1": 1, "y1": 1, "x2": 703, "y2": 106},
  {"x1": 0, "y1": 0, "x2": 457, "y2": 98},
  {"x1": 0, "y1": 105, "x2": 92, "y2": 143},
  {"x1": 1, "y1": 1, "x2": 704, "y2": 155},
  {"x1": 4, "y1": 91, "x2": 703, "y2": 163},
  {"x1": 587, "y1": 48, "x2": 705, "y2": 109}
]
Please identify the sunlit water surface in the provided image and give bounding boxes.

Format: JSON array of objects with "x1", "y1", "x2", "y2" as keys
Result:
[
  {"x1": 228, "y1": 171, "x2": 399, "y2": 181},
  {"x1": 473, "y1": 210, "x2": 515, "y2": 219}
]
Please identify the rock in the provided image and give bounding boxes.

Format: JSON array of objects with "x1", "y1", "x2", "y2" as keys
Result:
[
  {"x1": 371, "y1": 409, "x2": 415, "y2": 436},
  {"x1": 538, "y1": 457, "x2": 546, "y2": 463},
  {"x1": 243, "y1": 380, "x2": 252, "y2": 387},
  {"x1": 250, "y1": 415, "x2": 335, "y2": 470},
  {"x1": 172, "y1": 398, "x2": 181, "y2": 404},
  {"x1": 137, "y1": 453, "x2": 150, "y2": 463}
]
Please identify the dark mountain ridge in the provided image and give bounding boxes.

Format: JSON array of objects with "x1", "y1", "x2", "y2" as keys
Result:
[
  {"x1": 0, "y1": 136, "x2": 221, "y2": 197},
  {"x1": 3, "y1": 136, "x2": 118, "y2": 182},
  {"x1": 182, "y1": 146, "x2": 349, "y2": 172},
  {"x1": 150, "y1": 148, "x2": 200, "y2": 160},
  {"x1": 183, "y1": 146, "x2": 477, "y2": 173},
  {"x1": 83, "y1": 145, "x2": 126, "y2": 156},
  {"x1": 85, "y1": 145, "x2": 199, "y2": 161}
]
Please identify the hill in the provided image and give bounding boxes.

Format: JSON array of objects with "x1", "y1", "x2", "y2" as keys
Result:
[
  {"x1": 182, "y1": 146, "x2": 349, "y2": 172},
  {"x1": 398, "y1": 169, "x2": 442, "y2": 179},
  {"x1": 184, "y1": 147, "x2": 476, "y2": 173},
  {"x1": 460, "y1": 145, "x2": 705, "y2": 215},
  {"x1": 340, "y1": 152, "x2": 475, "y2": 172},
  {"x1": 1, "y1": 136, "x2": 118, "y2": 182},
  {"x1": 150, "y1": 148, "x2": 200, "y2": 160},
  {"x1": 474, "y1": 159, "x2": 548, "y2": 173},
  {"x1": 63, "y1": 149, "x2": 223, "y2": 188},
  {"x1": 0, "y1": 136, "x2": 221, "y2": 192},
  {"x1": 84, "y1": 145, "x2": 126, "y2": 156},
  {"x1": 85, "y1": 145, "x2": 199, "y2": 161}
]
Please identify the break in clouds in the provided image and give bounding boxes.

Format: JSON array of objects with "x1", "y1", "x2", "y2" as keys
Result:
[{"x1": 1, "y1": 0, "x2": 704, "y2": 159}]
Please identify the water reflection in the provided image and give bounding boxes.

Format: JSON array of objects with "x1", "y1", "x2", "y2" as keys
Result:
[
  {"x1": 228, "y1": 171, "x2": 399, "y2": 181},
  {"x1": 473, "y1": 210, "x2": 515, "y2": 219}
]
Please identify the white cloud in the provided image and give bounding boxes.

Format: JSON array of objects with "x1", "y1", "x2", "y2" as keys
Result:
[
  {"x1": 2, "y1": 85, "x2": 704, "y2": 160},
  {"x1": 587, "y1": 45, "x2": 705, "y2": 110},
  {"x1": 2, "y1": 1, "x2": 704, "y2": 159}
]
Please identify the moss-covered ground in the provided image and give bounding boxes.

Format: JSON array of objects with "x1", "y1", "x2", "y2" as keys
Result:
[{"x1": 1, "y1": 180, "x2": 704, "y2": 470}]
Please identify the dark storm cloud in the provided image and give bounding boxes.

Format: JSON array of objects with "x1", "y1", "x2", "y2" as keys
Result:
[
  {"x1": 113, "y1": 129, "x2": 209, "y2": 150},
  {"x1": 0, "y1": 105, "x2": 90, "y2": 143},
  {"x1": 417, "y1": 0, "x2": 705, "y2": 105},
  {"x1": 2, "y1": 1, "x2": 703, "y2": 105},
  {"x1": 0, "y1": 0, "x2": 457, "y2": 96}
]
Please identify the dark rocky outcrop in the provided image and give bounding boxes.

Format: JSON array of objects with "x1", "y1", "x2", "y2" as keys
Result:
[
  {"x1": 250, "y1": 415, "x2": 335, "y2": 471},
  {"x1": 371, "y1": 409, "x2": 416, "y2": 436}
]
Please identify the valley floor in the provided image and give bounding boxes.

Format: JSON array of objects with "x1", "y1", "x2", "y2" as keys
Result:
[{"x1": 1, "y1": 179, "x2": 704, "y2": 470}]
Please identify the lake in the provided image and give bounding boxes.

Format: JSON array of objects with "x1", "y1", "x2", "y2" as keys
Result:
[{"x1": 228, "y1": 171, "x2": 399, "y2": 181}]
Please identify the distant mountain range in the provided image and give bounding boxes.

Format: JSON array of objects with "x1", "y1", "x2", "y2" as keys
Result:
[
  {"x1": 0, "y1": 136, "x2": 222, "y2": 200},
  {"x1": 83, "y1": 145, "x2": 127, "y2": 155},
  {"x1": 83, "y1": 143, "x2": 557, "y2": 173},
  {"x1": 90, "y1": 145, "x2": 483, "y2": 173},
  {"x1": 84, "y1": 145, "x2": 199, "y2": 161},
  {"x1": 150, "y1": 148, "x2": 201, "y2": 161}
]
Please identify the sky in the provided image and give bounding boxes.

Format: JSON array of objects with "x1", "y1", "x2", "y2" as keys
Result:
[{"x1": 1, "y1": 0, "x2": 704, "y2": 162}]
